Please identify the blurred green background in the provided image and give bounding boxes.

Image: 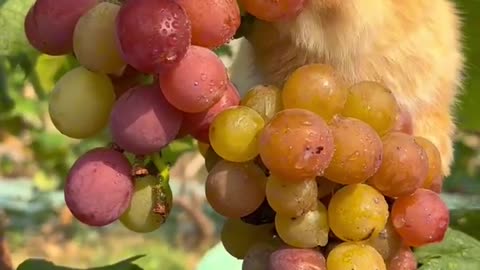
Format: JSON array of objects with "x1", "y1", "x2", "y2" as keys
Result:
[{"x1": 0, "y1": 0, "x2": 479, "y2": 269}]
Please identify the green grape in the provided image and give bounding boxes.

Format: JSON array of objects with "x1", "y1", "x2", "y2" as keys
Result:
[
  {"x1": 366, "y1": 218, "x2": 403, "y2": 261},
  {"x1": 49, "y1": 66, "x2": 115, "y2": 139},
  {"x1": 73, "y1": 2, "x2": 126, "y2": 75},
  {"x1": 209, "y1": 106, "x2": 265, "y2": 162},
  {"x1": 342, "y1": 81, "x2": 399, "y2": 135},
  {"x1": 221, "y1": 219, "x2": 275, "y2": 259},
  {"x1": 241, "y1": 84, "x2": 283, "y2": 122},
  {"x1": 328, "y1": 184, "x2": 389, "y2": 242},
  {"x1": 120, "y1": 174, "x2": 172, "y2": 233},
  {"x1": 275, "y1": 202, "x2": 329, "y2": 248},
  {"x1": 266, "y1": 175, "x2": 317, "y2": 217},
  {"x1": 282, "y1": 64, "x2": 348, "y2": 121},
  {"x1": 316, "y1": 177, "x2": 340, "y2": 199},
  {"x1": 324, "y1": 116, "x2": 383, "y2": 185},
  {"x1": 327, "y1": 242, "x2": 386, "y2": 270}
]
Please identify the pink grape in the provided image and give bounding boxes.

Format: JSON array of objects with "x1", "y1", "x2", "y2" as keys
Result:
[
  {"x1": 65, "y1": 148, "x2": 133, "y2": 227},
  {"x1": 109, "y1": 85, "x2": 183, "y2": 155},
  {"x1": 24, "y1": 0, "x2": 98, "y2": 55},
  {"x1": 159, "y1": 45, "x2": 229, "y2": 113},
  {"x1": 116, "y1": 0, "x2": 191, "y2": 73},
  {"x1": 268, "y1": 248, "x2": 326, "y2": 270}
]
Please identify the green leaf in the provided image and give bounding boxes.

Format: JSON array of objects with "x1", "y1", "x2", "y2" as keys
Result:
[
  {"x1": 0, "y1": 0, "x2": 36, "y2": 55},
  {"x1": 17, "y1": 255, "x2": 146, "y2": 270},
  {"x1": 442, "y1": 193, "x2": 480, "y2": 240},
  {"x1": 415, "y1": 229, "x2": 480, "y2": 270}
]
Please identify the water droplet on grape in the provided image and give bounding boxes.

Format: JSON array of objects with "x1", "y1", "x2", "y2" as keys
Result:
[{"x1": 194, "y1": 81, "x2": 199, "y2": 86}]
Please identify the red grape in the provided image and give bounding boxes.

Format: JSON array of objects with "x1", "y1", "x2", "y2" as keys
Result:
[
  {"x1": 391, "y1": 188, "x2": 449, "y2": 247},
  {"x1": 240, "y1": 0, "x2": 307, "y2": 22},
  {"x1": 177, "y1": 0, "x2": 240, "y2": 48},
  {"x1": 160, "y1": 45, "x2": 229, "y2": 113},
  {"x1": 181, "y1": 82, "x2": 240, "y2": 142},
  {"x1": 388, "y1": 246, "x2": 417, "y2": 270},
  {"x1": 65, "y1": 148, "x2": 133, "y2": 227},
  {"x1": 109, "y1": 85, "x2": 183, "y2": 155},
  {"x1": 268, "y1": 248, "x2": 326, "y2": 270},
  {"x1": 24, "y1": 0, "x2": 98, "y2": 55},
  {"x1": 116, "y1": 0, "x2": 191, "y2": 73}
]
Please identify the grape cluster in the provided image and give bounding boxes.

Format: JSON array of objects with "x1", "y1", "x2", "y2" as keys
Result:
[{"x1": 204, "y1": 63, "x2": 449, "y2": 270}]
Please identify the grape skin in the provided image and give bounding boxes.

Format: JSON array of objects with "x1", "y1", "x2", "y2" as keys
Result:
[
  {"x1": 328, "y1": 184, "x2": 389, "y2": 242},
  {"x1": 366, "y1": 218, "x2": 403, "y2": 261},
  {"x1": 241, "y1": 84, "x2": 284, "y2": 122},
  {"x1": 388, "y1": 246, "x2": 417, "y2": 270},
  {"x1": 414, "y1": 136, "x2": 443, "y2": 191},
  {"x1": 116, "y1": 0, "x2": 191, "y2": 73},
  {"x1": 160, "y1": 46, "x2": 229, "y2": 113},
  {"x1": 327, "y1": 242, "x2": 386, "y2": 270},
  {"x1": 24, "y1": 0, "x2": 98, "y2": 55},
  {"x1": 109, "y1": 85, "x2": 183, "y2": 155},
  {"x1": 73, "y1": 2, "x2": 126, "y2": 76},
  {"x1": 65, "y1": 148, "x2": 133, "y2": 227},
  {"x1": 268, "y1": 248, "x2": 326, "y2": 270},
  {"x1": 240, "y1": 0, "x2": 307, "y2": 22},
  {"x1": 391, "y1": 188, "x2": 449, "y2": 247},
  {"x1": 324, "y1": 117, "x2": 383, "y2": 185},
  {"x1": 206, "y1": 160, "x2": 266, "y2": 218},
  {"x1": 204, "y1": 147, "x2": 223, "y2": 172},
  {"x1": 48, "y1": 67, "x2": 115, "y2": 139},
  {"x1": 242, "y1": 242, "x2": 278, "y2": 270}
]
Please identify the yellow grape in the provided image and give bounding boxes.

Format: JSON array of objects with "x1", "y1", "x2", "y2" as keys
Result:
[
  {"x1": 241, "y1": 84, "x2": 283, "y2": 122},
  {"x1": 266, "y1": 175, "x2": 318, "y2": 217},
  {"x1": 49, "y1": 67, "x2": 115, "y2": 139},
  {"x1": 73, "y1": 2, "x2": 126, "y2": 75},
  {"x1": 209, "y1": 106, "x2": 265, "y2": 162},
  {"x1": 342, "y1": 81, "x2": 399, "y2": 135},
  {"x1": 282, "y1": 64, "x2": 348, "y2": 121},
  {"x1": 414, "y1": 136, "x2": 443, "y2": 190},
  {"x1": 327, "y1": 242, "x2": 386, "y2": 270},
  {"x1": 275, "y1": 202, "x2": 329, "y2": 248},
  {"x1": 328, "y1": 184, "x2": 389, "y2": 242}
]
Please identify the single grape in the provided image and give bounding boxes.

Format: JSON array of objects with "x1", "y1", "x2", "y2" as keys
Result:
[
  {"x1": 242, "y1": 242, "x2": 278, "y2": 270},
  {"x1": 388, "y1": 246, "x2": 417, "y2": 270},
  {"x1": 316, "y1": 177, "x2": 340, "y2": 199},
  {"x1": 24, "y1": 0, "x2": 98, "y2": 55},
  {"x1": 221, "y1": 219, "x2": 275, "y2": 259},
  {"x1": 206, "y1": 160, "x2": 266, "y2": 218},
  {"x1": 282, "y1": 64, "x2": 348, "y2": 121},
  {"x1": 204, "y1": 147, "x2": 223, "y2": 172},
  {"x1": 241, "y1": 84, "x2": 283, "y2": 122},
  {"x1": 109, "y1": 85, "x2": 183, "y2": 155},
  {"x1": 366, "y1": 218, "x2": 403, "y2": 261},
  {"x1": 266, "y1": 175, "x2": 318, "y2": 217},
  {"x1": 49, "y1": 67, "x2": 115, "y2": 139},
  {"x1": 160, "y1": 45, "x2": 229, "y2": 113},
  {"x1": 328, "y1": 184, "x2": 389, "y2": 242},
  {"x1": 116, "y1": 0, "x2": 191, "y2": 73},
  {"x1": 268, "y1": 248, "x2": 326, "y2": 270},
  {"x1": 241, "y1": 199, "x2": 276, "y2": 225},
  {"x1": 324, "y1": 116, "x2": 383, "y2": 184},
  {"x1": 240, "y1": 0, "x2": 307, "y2": 22},
  {"x1": 392, "y1": 107, "x2": 413, "y2": 135},
  {"x1": 414, "y1": 136, "x2": 443, "y2": 190},
  {"x1": 342, "y1": 81, "x2": 399, "y2": 135},
  {"x1": 181, "y1": 82, "x2": 240, "y2": 142},
  {"x1": 110, "y1": 65, "x2": 144, "y2": 99},
  {"x1": 197, "y1": 142, "x2": 210, "y2": 157},
  {"x1": 275, "y1": 203, "x2": 329, "y2": 248},
  {"x1": 391, "y1": 188, "x2": 449, "y2": 247},
  {"x1": 120, "y1": 175, "x2": 172, "y2": 233},
  {"x1": 209, "y1": 106, "x2": 265, "y2": 162},
  {"x1": 177, "y1": 0, "x2": 240, "y2": 49},
  {"x1": 430, "y1": 176, "x2": 444, "y2": 193},
  {"x1": 368, "y1": 132, "x2": 428, "y2": 198},
  {"x1": 327, "y1": 242, "x2": 386, "y2": 270},
  {"x1": 259, "y1": 109, "x2": 335, "y2": 181},
  {"x1": 65, "y1": 148, "x2": 133, "y2": 227}
]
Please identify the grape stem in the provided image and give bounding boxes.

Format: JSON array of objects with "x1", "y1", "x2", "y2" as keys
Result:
[{"x1": 151, "y1": 152, "x2": 172, "y2": 223}]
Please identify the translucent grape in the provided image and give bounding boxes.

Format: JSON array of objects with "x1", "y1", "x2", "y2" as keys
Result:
[
  {"x1": 327, "y1": 242, "x2": 386, "y2": 270},
  {"x1": 268, "y1": 248, "x2": 327, "y2": 270},
  {"x1": 266, "y1": 175, "x2": 318, "y2": 217},
  {"x1": 388, "y1": 246, "x2": 417, "y2": 270},
  {"x1": 366, "y1": 218, "x2": 403, "y2": 261},
  {"x1": 177, "y1": 0, "x2": 240, "y2": 48},
  {"x1": 275, "y1": 203, "x2": 329, "y2": 248},
  {"x1": 24, "y1": 0, "x2": 98, "y2": 55},
  {"x1": 259, "y1": 109, "x2": 335, "y2": 181},
  {"x1": 209, "y1": 106, "x2": 265, "y2": 162},
  {"x1": 328, "y1": 184, "x2": 389, "y2": 242},
  {"x1": 324, "y1": 117, "x2": 383, "y2": 184},
  {"x1": 282, "y1": 64, "x2": 348, "y2": 121},
  {"x1": 240, "y1": 0, "x2": 307, "y2": 22},
  {"x1": 368, "y1": 132, "x2": 428, "y2": 198},
  {"x1": 241, "y1": 84, "x2": 283, "y2": 122},
  {"x1": 391, "y1": 188, "x2": 449, "y2": 247},
  {"x1": 206, "y1": 160, "x2": 266, "y2": 218},
  {"x1": 116, "y1": 0, "x2": 191, "y2": 73},
  {"x1": 109, "y1": 85, "x2": 183, "y2": 155},
  {"x1": 414, "y1": 136, "x2": 443, "y2": 190},
  {"x1": 342, "y1": 81, "x2": 399, "y2": 135},
  {"x1": 120, "y1": 175, "x2": 172, "y2": 233},
  {"x1": 65, "y1": 148, "x2": 133, "y2": 227},
  {"x1": 316, "y1": 177, "x2": 340, "y2": 199},
  {"x1": 160, "y1": 45, "x2": 229, "y2": 113},
  {"x1": 48, "y1": 67, "x2": 115, "y2": 139}
]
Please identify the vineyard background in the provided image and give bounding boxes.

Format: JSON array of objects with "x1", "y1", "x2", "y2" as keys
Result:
[{"x1": 0, "y1": 0, "x2": 479, "y2": 269}]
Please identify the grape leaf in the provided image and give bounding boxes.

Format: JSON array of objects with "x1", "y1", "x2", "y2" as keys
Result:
[
  {"x1": 17, "y1": 255, "x2": 145, "y2": 270},
  {"x1": 0, "y1": 0, "x2": 35, "y2": 55}
]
